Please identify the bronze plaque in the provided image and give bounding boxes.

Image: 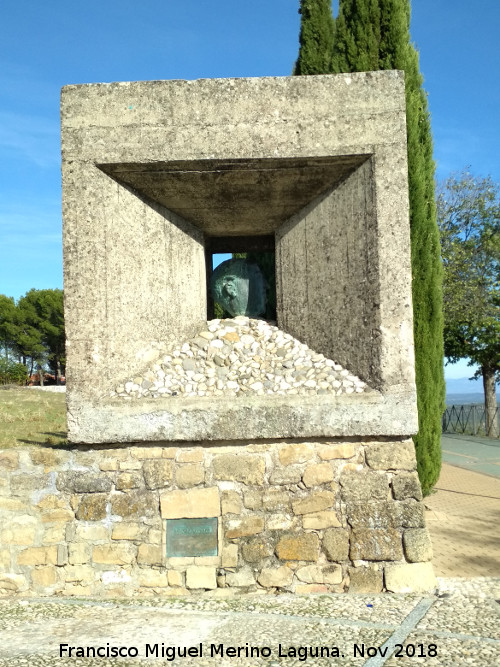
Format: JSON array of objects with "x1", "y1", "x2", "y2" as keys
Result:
[{"x1": 166, "y1": 518, "x2": 218, "y2": 557}]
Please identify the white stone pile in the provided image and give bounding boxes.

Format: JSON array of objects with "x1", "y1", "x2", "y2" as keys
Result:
[{"x1": 113, "y1": 317, "x2": 368, "y2": 399}]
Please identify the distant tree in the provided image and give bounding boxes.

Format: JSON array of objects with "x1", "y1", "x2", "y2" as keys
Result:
[
  {"x1": 294, "y1": 0, "x2": 336, "y2": 75},
  {"x1": 438, "y1": 171, "x2": 500, "y2": 437},
  {"x1": 16, "y1": 293, "x2": 46, "y2": 374},
  {"x1": 0, "y1": 295, "x2": 19, "y2": 360},
  {"x1": 17, "y1": 289, "x2": 65, "y2": 383},
  {"x1": 294, "y1": 0, "x2": 445, "y2": 494},
  {"x1": 0, "y1": 358, "x2": 28, "y2": 385}
]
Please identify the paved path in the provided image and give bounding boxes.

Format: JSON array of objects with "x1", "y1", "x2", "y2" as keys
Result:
[
  {"x1": 425, "y1": 462, "x2": 500, "y2": 578},
  {"x1": 0, "y1": 586, "x2": 498, "y2": 667},
  {"x1": 441, "y1": 433, "x2": 500, "y2": 477}
]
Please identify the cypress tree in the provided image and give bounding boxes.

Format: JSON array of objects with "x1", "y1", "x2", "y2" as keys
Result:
[
  {"x1": 294, "y1": 0, "x2": 336, "y2": 74},
  {"x1": 330, "y1": 0, "x2": 445, "y2": 495}
]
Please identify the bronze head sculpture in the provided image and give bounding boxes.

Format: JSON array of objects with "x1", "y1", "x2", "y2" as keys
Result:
[{"x1": 210, "y1": 258, "x2": 266, "y2": 317}]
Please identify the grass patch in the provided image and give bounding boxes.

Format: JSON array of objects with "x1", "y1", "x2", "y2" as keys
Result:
[{"x1": 0, "y1": 388, "x2": 67, "y2": 449}]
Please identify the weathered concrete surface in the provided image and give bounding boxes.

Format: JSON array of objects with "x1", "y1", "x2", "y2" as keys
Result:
[
  {"x1": 67, "y1": 391, "x2": 417, "y2": 444},
  {"x1": 61, "y1": 72, "x2": 416, "y2": 444}
]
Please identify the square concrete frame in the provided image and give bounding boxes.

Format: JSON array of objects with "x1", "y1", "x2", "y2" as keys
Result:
[{"x1": 61, "y1": 72, "x2": 418, "y2": 444}]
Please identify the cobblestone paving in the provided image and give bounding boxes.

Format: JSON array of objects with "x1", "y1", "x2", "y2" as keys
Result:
[{"x1": 0, "y1": 583, "x2": 498, "y2": 666}]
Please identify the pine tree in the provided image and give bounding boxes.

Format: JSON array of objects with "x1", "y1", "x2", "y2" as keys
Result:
[
  {"x1": 330, "y1": 0, "x2": 445, "y2": 495},
  {"x1": 294, "y1": 0, "x2": 336, "y2": 74}
]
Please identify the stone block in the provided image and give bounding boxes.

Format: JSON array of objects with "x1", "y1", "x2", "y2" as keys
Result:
[
  {"x1": 225, "y1": 568, "x2": 256, "y2": 587},
  {"x1": 348, "y1": 566, "x2": 383, "y2": 593},
  {"x1": 161, "y1": 448, "x2": 179, "y2": 460},
  {"x1": 262, "y1": 489, "x2": 290, "y2": 511},
  {"x1": 143, "y1": 460, "x2": 173, "y2": 490},
  {"x1": 175, "y1": 464, "x2": 205, "y2": 489},
  {"x1": 177, "y1": 448, "x2": 204, "y2": 463},
  {"x1": 0, "y1": 549, "x2": 11, "y2": 570},
  {"x1": 17, "y1": 546, "x2": 57, "y2": 566},
  {"x1": 350, "y1": 528, "x2": 403, "y2": 561},
  {"x1": 225, "y1": 517, "x2": 265, "y2": 539},
  {"x1": 148, "y1": 528, "x2": 162, "y2": 544},
  {"x1": 119, "y1": 459, "x2": 142, "y2": 470},
  {"x1": 111, "y1": 490, "x2": 158, "y2": 519},
  {"x1": 130, "y1": 446, "x2": 165, "y2": 459},
  {"x1": 74, "y1": 524, "x2": 108, "y2": 542},
  {"x1": 276, "y1": 533, "x2": 320, "y2": 561},
  {"x1": 41, "y1": 509, "x2": 74, "y2": 523},
  {"x1": 1, "y1": 516, "x2": 37, "y2": 545},
  {"x1": 115, "y1": 472, "x2": 143, "y2": 490},
  {"x1": 30, "y1": 448, "x2": 66, "y2": 469},
  {"x1": 392, "y1": 472, "x2": 423, "y2": 500},
  {"x1": 99, "y1": 459, "x2": 120, "y2": 471},
  {"x1": 243, "y1": 489, "x2": 262, "y2": 510},
  {"x1": 241, "y1": 537, "x2": 274, "y2": 562},
  {"x1": 403, "y1": 529, "x2": 433, "y2": 562},
  {"x1": 10, "y1": 474, "x2": 50, "y2": 496},
  {"x1": 266, "y1": 514, "x2": 295, "y2": 531},
  {"x1": 278, "y1": 443, "x2": 314, "y2": 465},
  {"x1": 303, "y1": 511, "x2": 341, "y2": 530},
  {"x1": 57, "y1": 472, "x2": 112, "y2": 494},
  {"x1": 195, "y1": 556, "x2": 219, "y2": 566},
  {"x1": 0, "y1": 574, "x2": 27, "y2": 594},
  {"x1": 323, "y1": 565, "x2": 343, "y2": 585},
  {"x1": 296, "y1": 565, "x2": 324, "y2": 583},
  {"x1": 365, "y1": 441, "x2": 416, "y2": 471},
  {"x1": 292, "y1": 491, "x2": 336, "y2": 515},
  {"x1": 76, "y1": 494, "x2": 107, "y2": 521},
  {"x1": 295, "y1": 583, "x2": 330, "y2": 594},
  {"x1": 221, "y1": 544, "x2": 238, "y2": 568},
  {"x1": 393, "y1": 500, "x2": 426, "y2": 528},
  {"x1": 212, "y1": 454, "x2": 265, "y2": 485},
  {"x1": 185, "y1": 566, "x2": 217, "y2": 589},
  {"x1": 31, "y1": 566, "x2": 57, "y2": 587},
  {"x1": 322, "y1": 528, "x2": 350, "y2": 561},
  {"x1": 137, "y1": 544, "x2": 163, "y2": 566},
  {"x1": 346, "y1": 501, "x2": 395, "y2": 528},
  {"x1": 303, "y1": 463, "x2": 334, "y2": 488},
  {"x1": 64, "y1": 565, "x2": 95, "y2": 582},
  {"x1": 340, "y1": 470, "x2": 390, "y2": 502},
  {"x1": 92, "y1": 544, "x2": 136, "y2": 565},
  {"x1": 269, "y1": 466, "x2": 303, "y2": 485},
  {"x1": 0, "y1": 498, "x2": 27, "y2": 511},
  {"x1": 43, "y1": 525, "x2": 66, "y2": 544},
  {"x1": 385, "y1": 562, "x2": 436, "y2": 593},
  {"x1": 68, "y1": 543, "x2": 90, "y2": 565},
  {"x1": 318, "y1": 443, "x2": 356, "y2": 460},
  {"x1": 138, "y1": 571, "x2": 169, "y2": 588},
  {"x1": 111, "y1": 522, "x2": 142, "y2": 540},
  {"x1": 167, "y1": 570, "x2": 184, "y2": 587},
  {"x1": 258, "y1": 566, "x2": 293, "y2": 588},
  {"x1": 57, "y1": 544, "x2": 68, "y2": 566},
  {"x1": 0, "y1": 450, "x2": 19, "y2": 470},
  {"x1": 161, "y1": 487, "x2": 220, "y2": 519},
  {"x1": 221, "y1": 490, "x2": 243, "y2": 515},
  {"x1": 36, "y1": 494, "x2": 68, "y2": 510}
]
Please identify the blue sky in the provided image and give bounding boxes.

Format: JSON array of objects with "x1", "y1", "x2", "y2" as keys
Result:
[{"x1": 1, "y1": 0, "x2": 498, "y2": 382}]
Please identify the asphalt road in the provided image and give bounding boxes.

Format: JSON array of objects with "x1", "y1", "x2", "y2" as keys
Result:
[{"x1": 441, "y1": 433, "x2": 500, "y2": 478}]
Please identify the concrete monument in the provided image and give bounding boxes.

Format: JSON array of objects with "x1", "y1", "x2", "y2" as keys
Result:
[{"x1": 16, "y1": 72, "x2": 438, "y2": 597}]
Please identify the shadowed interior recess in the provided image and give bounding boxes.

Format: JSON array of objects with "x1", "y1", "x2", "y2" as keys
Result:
[{"x1": 98, "y1": 155, "x2": 369, "y2": 236}]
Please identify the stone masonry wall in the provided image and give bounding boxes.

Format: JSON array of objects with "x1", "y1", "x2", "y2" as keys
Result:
[{"x1": 0, "y1": 440, "x2": 435, "y2": 597}]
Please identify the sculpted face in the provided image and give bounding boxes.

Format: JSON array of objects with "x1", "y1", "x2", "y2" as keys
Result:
[{"x1": 211, "y1": 258, "x2": 266, "y2": 317}]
